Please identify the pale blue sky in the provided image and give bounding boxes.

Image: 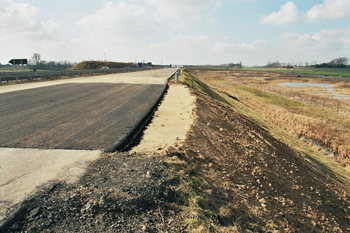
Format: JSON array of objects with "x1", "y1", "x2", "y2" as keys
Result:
[{"x1": 1, "y1": 0, "x2": 349, "y2": 65}]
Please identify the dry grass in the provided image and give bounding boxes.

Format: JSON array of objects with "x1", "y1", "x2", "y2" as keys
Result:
[
  {"x1": 163, "y1": 70, "x2": 350, "y2": 232},
  {"x1": 192, "y1": 69, "x2": 350, "y2": 169}
]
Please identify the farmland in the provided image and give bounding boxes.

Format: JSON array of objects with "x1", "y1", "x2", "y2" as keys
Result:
[{"x1": 244, "y1": 67, "x2": 350, "y2": 78}]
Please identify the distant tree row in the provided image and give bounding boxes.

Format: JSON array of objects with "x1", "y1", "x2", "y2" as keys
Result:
[
  {"x1": 70, "y1": 61, "x2": 136, "y2": 70},
  {"x1": 220, "y1": 62, "x2": 243, "y2": 69},
  {"x1": 29, "y1": 53, "x2": 76, "y2": 70},
  {"x1": 313, "y1": 57, "x2": 349, "y2": 68},
  {"x1": 266, "y1": 57, "x2": 349, "y2": 69},
  {"x1": 266, "y1": 61, "x2": 318, "y2": 68}
]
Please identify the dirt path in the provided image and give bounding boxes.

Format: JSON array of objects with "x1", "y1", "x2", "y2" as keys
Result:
[{"x1": 133, "y1": 84, "x2": 196, "y2": 154}]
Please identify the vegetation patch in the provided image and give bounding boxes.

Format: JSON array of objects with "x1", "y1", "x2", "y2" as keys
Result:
[
  {"x1": 70, "y1": 61, "x2": 136, "y2": 70},
  {"x1": 180, "y1": 69, "x2": 229, "y2": 105}
]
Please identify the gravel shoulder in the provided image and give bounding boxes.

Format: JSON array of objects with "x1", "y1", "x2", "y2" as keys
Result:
[{"x1": 133, "y1": 84, "x2": 196, "y2": 154}]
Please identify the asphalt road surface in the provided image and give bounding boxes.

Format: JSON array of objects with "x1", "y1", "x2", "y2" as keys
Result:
[
  {"x1": 0, "y1": 83, "x2": 166, "y2": 151},
  {"x1": 0, "y1": 68, "x2": 176, "y2": 223}
]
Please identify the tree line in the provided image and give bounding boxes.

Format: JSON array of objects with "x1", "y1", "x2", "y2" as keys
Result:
[
  {"x1": 313, "y1": 57, "x2": 349, "y2": 68},
  {"x1": 266, "y1": 57, "x2": 349, "y2": 69},
  {"x1": 29, "y1": 53, "x2": 76, "y2": 70}
]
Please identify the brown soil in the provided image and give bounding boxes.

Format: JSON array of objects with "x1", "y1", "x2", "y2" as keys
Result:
[
  {"x1": 178, "y1": 93, "x2": 350, "y2": 232},
  {"x1": 2, "y1": 89, "x2": 350, "y2": 232}
]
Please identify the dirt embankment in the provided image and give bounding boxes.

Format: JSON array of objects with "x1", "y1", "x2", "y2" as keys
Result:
[
  {"x1": 177, "y1": 93, "x2": 350, "y2": 232},
  {"x1": 3, "y1": 88, "x2": 350, "y2": 232}
]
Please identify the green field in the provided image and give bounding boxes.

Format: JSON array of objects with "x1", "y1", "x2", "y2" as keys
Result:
[{"x1": 244, "y1": 67, "x2": 350, "y2": 77}]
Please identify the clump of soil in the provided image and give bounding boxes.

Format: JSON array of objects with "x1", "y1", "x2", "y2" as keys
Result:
[
  {"x1": 4, "y1": 153, "x2": 183, "y2": 232},
  {"x1": 3, "y1": 89, "x2": 350, "y2": 232}
]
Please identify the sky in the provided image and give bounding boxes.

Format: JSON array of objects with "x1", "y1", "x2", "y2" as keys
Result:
[{"x1": 0, "y1": 0, "x2": 349, "y2": 66}]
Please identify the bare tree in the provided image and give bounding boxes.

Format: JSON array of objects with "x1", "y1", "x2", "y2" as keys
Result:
[
  {"x1": 31, "y1": 53, "x2": 41, "y2": 65},
  {"x1": 266, "y1": 61, "x2": 281, "y2": 68},
  {"x1": 330, "y1": 57, "x2": 348, "y2": 67}
]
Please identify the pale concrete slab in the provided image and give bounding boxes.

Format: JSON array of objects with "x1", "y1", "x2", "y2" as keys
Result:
[
  {"x1": 0, "y1": 148, "x2": 101, "y2": 221},
  {"x1": 0, "y1": 68, "x2": 177, "y2": 94}
]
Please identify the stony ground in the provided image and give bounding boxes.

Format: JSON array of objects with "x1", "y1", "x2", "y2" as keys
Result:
[
  {"x1": 3, "y1": 153, "x2": 183, "y2": 232},
  {"x1": 2, "y1": 90, "x2": 350, "y2": 232}
]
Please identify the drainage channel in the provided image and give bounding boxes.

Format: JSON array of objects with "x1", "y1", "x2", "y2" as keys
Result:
[{"x1": 299, "y1": 135, "x2": 338, "y2": 157}]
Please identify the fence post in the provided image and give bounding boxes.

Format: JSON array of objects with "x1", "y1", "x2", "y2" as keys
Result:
[
  {"x1": 323, "y1": 100, "x2": 325, "y2": 110},
  {"x1": 175, "y1": 69, "x2": 179, "y2": 83}
]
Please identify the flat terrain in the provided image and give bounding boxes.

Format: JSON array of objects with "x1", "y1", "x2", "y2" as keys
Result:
[{"x1": 0, "y1": 83, "x2": 165, "y2": 151}]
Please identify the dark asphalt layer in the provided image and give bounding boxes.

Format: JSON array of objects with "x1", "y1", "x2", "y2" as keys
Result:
[{"x1": 0, "y1": 83, "x2": 166, "y2": 150}]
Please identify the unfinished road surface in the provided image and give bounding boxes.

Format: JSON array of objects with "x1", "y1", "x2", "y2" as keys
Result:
[
  {"x1": 0, "y1": 83, "x2": 166, "y2": 151},
  {"x1": 0, "y1": 69, "x2": 176, "y2": 151}
]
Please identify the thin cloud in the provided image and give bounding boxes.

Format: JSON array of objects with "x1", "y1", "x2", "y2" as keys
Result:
[
  {"x1": 213, "y1": 40, "x2": 269, "y2": 51},
  {"x1": 281, "y1": 29, "x2": 350, "y2": 52},
  {"x1": 146, "y1": 0, "x2": 222, "y2": 20},
  {"x1": 77, "y1": 1, "x2": 162, "y2": 37},
  {"x1": 0, "y1": 0, "x2": 60, "y2": 39}
]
